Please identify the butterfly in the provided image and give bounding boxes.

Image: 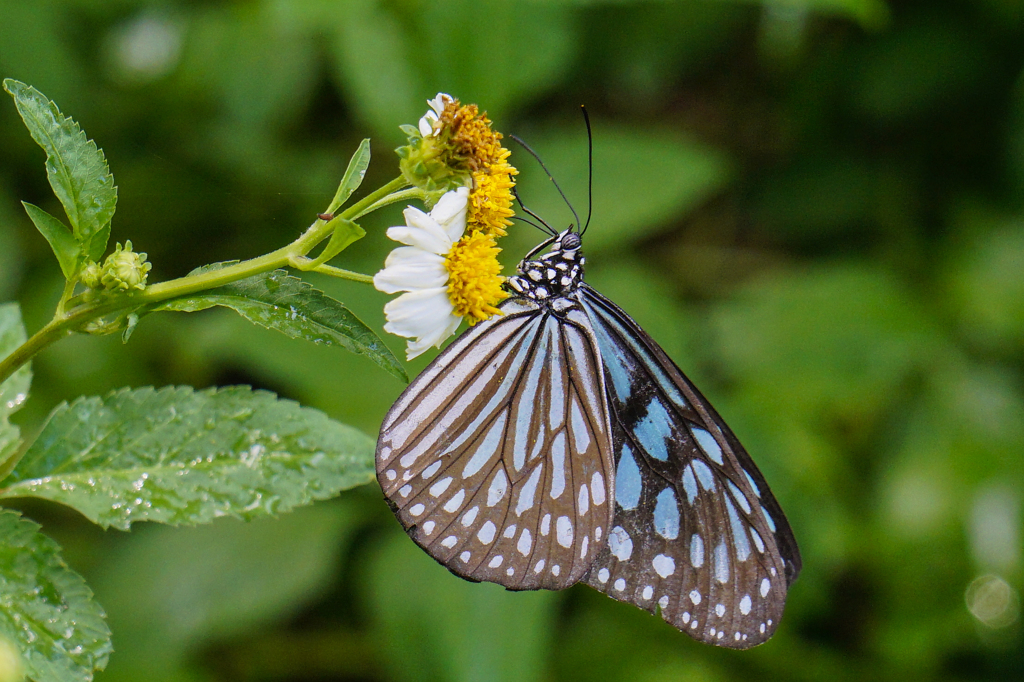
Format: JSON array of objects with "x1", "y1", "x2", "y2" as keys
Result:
[{"x1": 375, "y1": 129, "x2": 800, "y2": 648}]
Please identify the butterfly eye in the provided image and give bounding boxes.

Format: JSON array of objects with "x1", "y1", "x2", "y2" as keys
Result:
[{"x1": 561, "y1": 232, "x2": 582, "y2": 251}]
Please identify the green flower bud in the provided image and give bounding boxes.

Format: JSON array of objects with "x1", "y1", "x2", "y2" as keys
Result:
[
  {"x1": 100, "y1": 240, "x2": 152, "y2": 292},
  {"x1": 396, "y1": 134, "x2": 471, "y2": 193},
  {"x1": 79, "y1": 261, "x2": 102, "y2": 289}
]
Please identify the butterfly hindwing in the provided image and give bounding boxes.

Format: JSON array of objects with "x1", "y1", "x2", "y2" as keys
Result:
[
  {"x1": 377, "y1": 298, "x2": 616, "y2": 590},
  {"x1": 576, "y1": 285, "x2": 801, "y2": 648}
]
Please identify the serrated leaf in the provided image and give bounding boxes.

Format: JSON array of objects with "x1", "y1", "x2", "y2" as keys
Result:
[
  {"x1": 3, "y1": 79, "x2": 117, "y2": 253},
  {"x1": 0, "y1": 303, "x2": 31, "y2": 470},
  {"x1": 151, "y1": 265, "x2": 406, "y2": 381},
  {"x1": 0, "y1": 509, "x2": 112, "y2": 682},
  {"x1": 310, "y1": 218, "x2": 366, "y2": 268},
  {"x1": 0, "y1": 386, "x2": 375, "y2": 530},
  {"x1": 326, "y1": 138, "x2": 370, "y2": 215},
  {"x1": 84, "y1": 223, "x2": 110, "y2": 264},
  {"x1": 22, "y1": 202, "x2": 80, "y2": 280}
]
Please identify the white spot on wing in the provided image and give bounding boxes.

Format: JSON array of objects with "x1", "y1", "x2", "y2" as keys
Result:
[
  {"x1": 461, "y1": 412, "x2": 508, "y2": 478},
  {"x1": 591, "y1": 471, "x2": 606, "y2": 506},
  {"x1": 556, "y1": 516, "x2": 574, "y2": 548},
  {"x1": 714, "y1": 541, "x2": 730, "y2": 584},
  {"x1": 740, "y1": 595, "x2": 752, "y2": 615},
  {"x1": 578, "y1": 484, "x2": 589, "y2": 516},
  {"x1": 423, "y1": 521, "x2": 435, "y2": 535},
  {"x1": 550, "y1": 432, "x2": 567, "y2": 499},
  {"x1": 421, "y1": 461, "x2": 441, "y2": 479},
  {"x1": 488, "y1": 555, "x2": 503, "y2": 568},
  {"x1": 443, "y1": 489, "x2": 465, "y2": 513},
  {"x1": 429, "y1": 477, "x2": 453, "y2": 498},
  {"x1": 652, "y1": 554, "x2": 676, "y2": 578},
  {"x1": 410, "y1": 503, "x2": 425, "y2": 516},
  {"x1": 598, "y1": 568, "x2": 609, "y2": 583},
  {"x1": 608, "y1": 526, "x2": 633, "y2": 561},
  {"x1": 570, "y1": 398, "x2": 591, "y2": 454},
  {"x1": 478, "y1": 521, "x2": 496, "y2": 544},
  {"x1": 517, "y1": 529, "x2": 532, "y2": 555},
  {"x1": 461, "y1": 506, "x2": 479, "y2": 526},
  {"x1": 541, "y1": 514, "x2": 551, "y2": 536},
  {"x1": 760, "y1": 578, "x2": 771, "y2": 597},
  {"x1": 441, "y1": 536, "x2": 457, "y2": 548},
  {"x1": 689, "y1": 589, "x2": 702, "y2": 605},
  {"x1": 516, "y1": 466, "x2": 543, "y2": 516},
  {"x1": 487, "y1": 469, "x2": 508, "y2": 507},
  {"x1": 614, "y1": 578, "x2": 626, "y2": 592},
  {"x1": 642, "y1": 585, "x2": 653, "y2": 600},
  {"x1": 690, "y1": 534, "x2": 704, "y2": 568}
]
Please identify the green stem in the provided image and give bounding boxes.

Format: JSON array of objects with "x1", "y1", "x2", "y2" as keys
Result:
[
  {"x1": 0, "y1": 176, "x2": 410, "y2": 386},
  {"x1": 353, "y1": 187, "x2": 426, "y2": 219}
]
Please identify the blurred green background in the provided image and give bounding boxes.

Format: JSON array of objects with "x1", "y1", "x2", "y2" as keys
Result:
[{"x1": 2, "y1": 0, "x2": 1023, "y2": 680}]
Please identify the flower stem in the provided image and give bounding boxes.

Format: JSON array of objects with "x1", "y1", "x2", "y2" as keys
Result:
[{"x1": 0, "y1": 176, "x2": 410, "y2": 386}]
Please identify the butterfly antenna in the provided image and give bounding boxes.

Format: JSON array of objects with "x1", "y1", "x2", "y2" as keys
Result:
[
  {"x1": 510, "y1": 215, "x2": 553, "y2": 234},
  {"x1": 511, "y1": 184, "x2": 557, "y2": 236},
  {"x1": 581, "y1": 105, "x2": 593, "y2": 235},
  {"x1": 509, "y1": 134, "x2": 582, "y2": 233}
]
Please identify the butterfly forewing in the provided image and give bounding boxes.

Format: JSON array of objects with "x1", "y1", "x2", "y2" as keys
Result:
[
  {"x1": 377, "y1": 298, "x2": 616, "y2": 590},
  {"x1": 576, "y1": 285, "x2": 801, "y2": 648}
]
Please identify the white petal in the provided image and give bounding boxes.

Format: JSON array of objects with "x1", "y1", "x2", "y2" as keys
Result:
[
  {"x1": 418, "y1": 111, "x2": 438, "y2": 138},
  {"x1": 383, "y1": 287, "x2": 454, "y2": 340},
  {"x1": 387, "y1": 208, "x2": 452, "y2": 254},
  {"x1": 427, "y1": 93, "x2": 452, "y2": 117},
  {"x1": 374, "y1": 250, "x2": 447, "y2": 294},
  {"x1": 405, "y1": 312, "x2": 462, "y2": 359},
  {"x1": 431, "y1": 187, "x2": 469, "y2": 244}
]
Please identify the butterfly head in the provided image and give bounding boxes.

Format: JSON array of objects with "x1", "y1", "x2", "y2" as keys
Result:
[{"x1": 506, "y1": 228, "x2": 586, "y2": 301}]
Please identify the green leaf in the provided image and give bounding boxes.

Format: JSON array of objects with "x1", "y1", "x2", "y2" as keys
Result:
[
  {"x1": 326, "y1": 139, "x2": 370, "y2": 215},
  {"x1": 151, "y1": 265, "x2": 406, "y2": 381},
  {"x1": 84, "y1": 223, "x2": 111, "y2": 264},
  {"x1": 3, "y1": 79, "x2": 117, "y2": 254},
  {"x1": 0, "y1": 386, "x2": 376, "y2": 530},
  {"x1": 1, "y1": 385, "x2": 376, "y2": 528},
  {"x1": 310, "y1": 218, "x2": 366, "y2": 269},
  {"x1": 0, "y1": 303, "x2": 31, "y2": 471},
  {"x1": 22, "y1": 202, "x2": 80, "y2": 280},
  {"x1": 0, "y1": 509, "x2": 111, "y2": 682}
]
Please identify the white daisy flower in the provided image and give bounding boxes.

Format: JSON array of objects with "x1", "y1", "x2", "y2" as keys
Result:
[
  {"x1": 417, "y1": 92, "x2": 453, "y2": 138},
  {"x1": 374, "y1": 187, "x2": 469, "y2": 360}
]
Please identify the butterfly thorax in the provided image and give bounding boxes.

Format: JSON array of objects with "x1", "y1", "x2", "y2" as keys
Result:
[{"x1": 506, "y1": 231, "x2": 585, "y2": 302}]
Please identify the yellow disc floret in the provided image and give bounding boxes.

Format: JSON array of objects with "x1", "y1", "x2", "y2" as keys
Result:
[
  {"x1": 439, "y1": 100, "x2": 504, "y2": 171},
  {"x1": 444, "y1": 231, "x2": 507, "y2": 323},
  {"x1": 469, "y1": 151, "x2": 518, "y2": 237}
]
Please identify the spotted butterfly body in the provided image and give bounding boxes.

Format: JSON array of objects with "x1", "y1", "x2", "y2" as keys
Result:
[{"x1": 376, "y1": 230, "x2": 801, "y2": 648}]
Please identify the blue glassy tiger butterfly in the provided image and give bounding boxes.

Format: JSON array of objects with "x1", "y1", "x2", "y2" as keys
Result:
[{"x1": 376, "y1": 111, "x2": 800, "y2": 648}]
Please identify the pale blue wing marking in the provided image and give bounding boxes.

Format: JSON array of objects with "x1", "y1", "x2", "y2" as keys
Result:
[
  {"x1": 633, "y1": 399, "x2": 673, "y2": 461},
  {"x1": 615, "y1": 442, "x2": 642, "y2": 510}
]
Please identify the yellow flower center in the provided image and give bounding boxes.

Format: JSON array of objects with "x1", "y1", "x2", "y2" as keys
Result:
[
  {"x1": 439, "y1": 100, "x2": 504, "y2": 171},
  {"x1": 469, "y1": 151, "x2": 518, "y2": 237},
  {"x1": 444, "y1": 231, "x2": 507, "y2": 323}
]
